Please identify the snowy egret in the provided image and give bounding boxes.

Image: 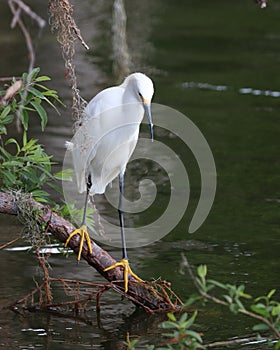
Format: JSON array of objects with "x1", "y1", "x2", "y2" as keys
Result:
[{"x1": 65, "y1": 72, "x2": 154, "y2": 292}]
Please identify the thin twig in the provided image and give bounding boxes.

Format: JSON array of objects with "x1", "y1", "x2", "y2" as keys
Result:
[
  {"x1": 8, "y1": 0, "x2": 36, "y2": 131},
  {"x1": 8, "y1": 0, "x2": 35, "y2": 73},
  {"x1": 239, "y1": 309, "x2": 280, "y2": 338},
  {"x1": 10, "y1": 0, "x2": 46, "y2": 28},
  {"x1": 180, "y1": 253, "x2": 227, "y2": 306},
  {"x1": 10, "y1": 4, "x2": 21, "y2": 29},
  {"x1": 0, "y1": 236, "x2": 21, "y2": 250},
  {"x1": 205, "y1": 336, "x2": 266, "y2": 348},
  {"x1": 0, "y1": 76, "x2": 21, "y2": 82},
  {"x1": 7, "y1": 0, "x2": 46, "y2": 131},
  {"x1": 36, "y1": 249, "x2": 53, "y2": 304}
]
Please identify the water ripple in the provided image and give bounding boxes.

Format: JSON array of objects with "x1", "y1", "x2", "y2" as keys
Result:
[{"x1": 182, "y1": 81, "x2": 280, "y2": 97}]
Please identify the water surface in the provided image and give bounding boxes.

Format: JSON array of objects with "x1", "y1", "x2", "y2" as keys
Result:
[{"x1": 0, "y1": 1, "x2": 279, "y2": 348}]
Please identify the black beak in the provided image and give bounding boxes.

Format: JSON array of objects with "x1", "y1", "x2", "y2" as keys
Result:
[{"x1": 143, "y1": 102, "x2": 153, "y2": 142}]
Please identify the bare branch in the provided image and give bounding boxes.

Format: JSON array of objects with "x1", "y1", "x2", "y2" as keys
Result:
[
  {"x1": 8, "y1": 0, "x2": 35, "y2": 73},
  {"x1": 8, "y1": 0, "x2": 37, "y2": 131},
  {"x1": 10, "y1": 0, "x2": 46, "y2": 28},
  {"x1": 0, "y1": 76, "x2": 21, "y2": 82},
  {"x1": 0, "y1": 237, "x2": 21, "y2": 250},
  {"x1": 205, "y1": 336, "x2": 266, "y2": 348}
]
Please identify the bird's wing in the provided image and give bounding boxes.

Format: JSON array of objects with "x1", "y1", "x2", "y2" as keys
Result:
[
  {"x1": 85, "y1": 86, "x2": 124, "y2": 118},
  {"x1": 72, "y1": 86, "x2": 125, "y2": 193}
]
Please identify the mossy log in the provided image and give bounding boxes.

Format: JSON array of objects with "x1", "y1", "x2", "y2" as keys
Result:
[{"x1": 0, "y1": 191, "x2": 181, "y2": 312}]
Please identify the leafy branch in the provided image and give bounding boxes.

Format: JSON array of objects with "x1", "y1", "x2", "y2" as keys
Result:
[
  {"x1": 180, "y1": 253, "x2": 280, "y2": 349},
  {"x1": 0, "y1": 68, "x2": 62, "y2": 203}
]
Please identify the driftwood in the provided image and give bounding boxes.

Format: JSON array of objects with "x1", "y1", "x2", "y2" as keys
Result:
[{"x1": 0, "y1": 191, "x2": 181, "y2": 312}]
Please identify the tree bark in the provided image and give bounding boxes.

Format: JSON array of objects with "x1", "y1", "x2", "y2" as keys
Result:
[{"x1": 0, "y1": 191, "x2": 179, "y2": 312}]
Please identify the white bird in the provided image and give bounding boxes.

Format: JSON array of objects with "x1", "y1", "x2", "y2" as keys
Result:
[{"x1": 64, "y1": 72, "x2": 154, "y2": 292}]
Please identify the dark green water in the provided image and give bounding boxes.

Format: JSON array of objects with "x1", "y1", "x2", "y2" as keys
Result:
[{"x1": 0, "y1": 0, "x2": 279, "y2": 349}]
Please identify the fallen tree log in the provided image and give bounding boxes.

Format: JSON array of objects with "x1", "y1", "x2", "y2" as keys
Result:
[{"x1": 0, "y1": 191, "x2": 181, "y2": 312}]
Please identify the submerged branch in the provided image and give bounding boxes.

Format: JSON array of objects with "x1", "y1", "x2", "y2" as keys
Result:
[{"x1": 0, "y1": 191, "x2": 181, "y2": 312}]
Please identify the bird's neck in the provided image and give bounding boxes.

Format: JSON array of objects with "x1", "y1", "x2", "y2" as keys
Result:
[
  {"x1": 121, "y1": 78, "x2": 144, "y2": 123},
  {"x1": 122, "y1": 79, "x2": 138, "y2": 104}
]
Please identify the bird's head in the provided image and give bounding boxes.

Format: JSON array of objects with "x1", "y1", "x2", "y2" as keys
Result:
[{"x1": 128, "y1": 73, "x2": 154, "y2": 141}]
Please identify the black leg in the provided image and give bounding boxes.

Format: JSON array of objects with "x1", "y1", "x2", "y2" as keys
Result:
[
  {"x1": 104, "y1": 172, "x2": 144, "y2": 291},
  {"x1": 82, "y1": 174, "x2": 92, "y2": 226},
  {"x1": 119, "y1": 172, "x2": 128, "y2": 260}
]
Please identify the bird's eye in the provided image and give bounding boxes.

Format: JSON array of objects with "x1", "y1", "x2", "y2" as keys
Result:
[{"x1": 138, "y1": 92, "x2": 144, "y2": 101}]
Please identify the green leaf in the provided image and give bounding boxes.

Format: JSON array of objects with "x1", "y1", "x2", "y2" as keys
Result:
[
  {"x1": 167, "y1": 313, "x2": 176, "y2": 322},
  {"x1": 22, "y1": 72, "x2": 28, "y2": 83},
  {"x1": 208, "y1": 279, "x2": 228, "y2": 290},
  {"x1": 43, "y1": 95, "x2": 61, "y2": 114},
  {"x1": 275, "y1": 339, "x2": 280, "y2": 350},
  {"x1": 54, "y1": 168, "x2": 74, "y2": 181},
  {"x1": 1, "y1": 114, "x2": 14, "y2": 125},
  {"x1": 181, "y1": 310, "x2": 197, "y2": 329},
  {"x1": 239, "y1": 291, "x2": 252, "y2": 299},
  {"x1": 251, "y1": 304, "x2": 270, "y2": 318},
  {"x1": 28, "y1": 87, "x2": 46, "y2": 100},
  {"x1": 252, "y1": 323, "x2": 270, "y2": 332},
  {"x1": 33, "y1": 83, "x2": 50, "y2": 91},
  {"x1": 1, "y1": 160, "x2": 23, "y2": 167},
  {"x1": 21, "y1": 138, "x2": 39, "y2": 152},
  {"x1": 21, "y1": 109, "x2": 29, "y2": 131},
  {"x1": 271, "y1": 304, "x2": 280, "y2": 316},
  {"x1": 23, "y1": 130, "x2": 27, "y2": 146},
  {"x1": 0, "y1": 145, "x2": 12, "y2": 159},
  {"x1": 160, "y1": 321, "x2": 177, "y2": 329},
  {"x1": 5, "y1": 138, "x2": 20, "y2": 153},
  {"x1": 30, "y1": 100, "x2": 47, "y2": 130},
  {"x1": 255, "y1": 295, "x2": 267, "y2": 303},
  {"x1": 32, "y1": 189, "x2": 50, "y2": 201},
  {"x1": 236, "y1": 284, "x2": 245, "y2": 294},
  {"x1": 267, "y1": 289, "x2": 276, "y2": 300},
  {"x1": 1, "y1": 170, "x2": 17, "y2": 185},
  {"x1": 0, "y1": 105, "x2": 11, "y2": 119},
  {"x1": 29, "y1": 67, "x2": 40, "y2": 81},
  {"x1": 42, "y1": 89, "x2": 59, "y2": 97},
  {"x1": 35, "y1": 75, "x2": 51, "y2": 82},
  {"x1": 196, "y1": 277, "x2": 207, "y2": 292},
  {"x1": 223, "y1": 295, "x2": 232, "y2": 304},
  {"x1": 229, "y1": 303, "x2": 239, "y2": 314},
  {"x1": 178, "y1": 312, "x2": 188, "y2": 324},
  {"x1": 0, "y1": 125, "x2": 7, "y2": 135},
  {"x1": 185, "y1": 329, "x2": 203, "y2": 343},
  {"x1": 197, "y1": 264, "x2": 207, "y2": 279},
  {"x1": 235, "y1": 298, "x2": 245, "y2": 310}
]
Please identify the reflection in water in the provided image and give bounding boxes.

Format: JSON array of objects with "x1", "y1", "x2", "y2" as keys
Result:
[
  {"x1": 112, "y1": 0, "x2": 131, "y2": 81},
  {"x1": 182, "y1": 80, "x2": 280, "y2": 97}
]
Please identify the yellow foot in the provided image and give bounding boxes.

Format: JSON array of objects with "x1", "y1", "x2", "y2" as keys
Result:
[
  {"x1": 64, "y1": 225, "x2": 93, "y2": 261},
  {"x1": 104, "y1": 258, "x2": 144, "y2": 292}
]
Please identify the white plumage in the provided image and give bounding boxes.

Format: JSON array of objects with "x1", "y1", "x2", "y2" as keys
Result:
[{"x1": 71, "y1": 72, "x2": 154, "y2": 195}]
